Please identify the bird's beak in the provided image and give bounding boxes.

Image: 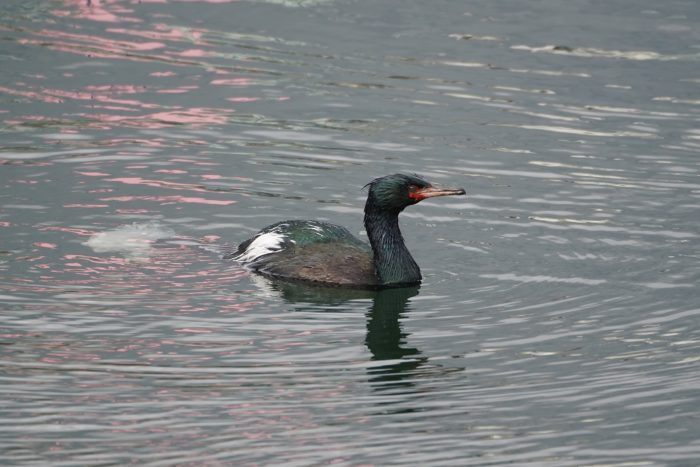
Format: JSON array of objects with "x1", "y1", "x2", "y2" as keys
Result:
[{"x1": 410, "y1": 185, "x2": 466, "y2": 201}]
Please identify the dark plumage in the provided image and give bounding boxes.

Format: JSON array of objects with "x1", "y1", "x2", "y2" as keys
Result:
[{"x1": 226, "y1": 174, "x2": 465, "y2": 289}]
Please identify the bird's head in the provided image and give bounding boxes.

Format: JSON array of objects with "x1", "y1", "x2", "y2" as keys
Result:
[{"x1": 365, "y1": 173, "x2": 465, "y2": 213}]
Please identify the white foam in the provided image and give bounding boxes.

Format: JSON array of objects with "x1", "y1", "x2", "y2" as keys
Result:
[
  {"x1": 234, "y1": 231, "x2": 286, "y2": 264},
  {"x1": 84, "y1": 221, "x2": 174, "y2": 260}
]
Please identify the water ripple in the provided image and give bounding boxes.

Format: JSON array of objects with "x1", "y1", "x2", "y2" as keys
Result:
[{"x1": 2, "y1": 0, "x2": 700, "y2": 465}]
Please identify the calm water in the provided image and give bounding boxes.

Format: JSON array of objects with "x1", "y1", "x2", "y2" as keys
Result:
[{"x1": 2, "y1": 0, "x2": 700, "y2": 465}]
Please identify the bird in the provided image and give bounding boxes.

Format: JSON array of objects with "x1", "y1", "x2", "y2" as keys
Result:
[{"x1": 225, "y1": 173, "x2": 465, "y2": 289}]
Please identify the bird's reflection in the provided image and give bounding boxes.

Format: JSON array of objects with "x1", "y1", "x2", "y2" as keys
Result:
[
  {"x1": 253, "y1": 277, "x2": 426, "y2": 391},
  {"x1": 364, "y1": 286, "x2": 425, "y2": 390}
]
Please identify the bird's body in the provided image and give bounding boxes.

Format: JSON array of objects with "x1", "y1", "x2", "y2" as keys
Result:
[
  {"x1": 227, "y1": 174, "x2": 465, "y2": 289},
  {"x1": 231, "y1": 220, "x2": 378, "y2": 287}
]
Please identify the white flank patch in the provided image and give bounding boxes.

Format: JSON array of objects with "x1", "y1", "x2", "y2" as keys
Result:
[
  {"x1": 84, "y1": 221, "x2": 174, "y2": 260},
  {"x1": 235, "y1": 231, "x2": 286, "y2": 264}
]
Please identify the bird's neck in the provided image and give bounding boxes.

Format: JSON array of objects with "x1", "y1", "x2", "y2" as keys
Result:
[{"x1": 364, "y1": 202, "x2": 421, "y2": 287}]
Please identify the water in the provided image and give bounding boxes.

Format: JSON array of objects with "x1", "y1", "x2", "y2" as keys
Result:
[{"x1": 1, "y1": 0, "x2": 699, "y2": 465}]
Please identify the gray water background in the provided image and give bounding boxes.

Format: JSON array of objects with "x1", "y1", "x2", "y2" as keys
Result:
[{"x1": 1, "y1": 0, "x2": 699, "y2": 465}]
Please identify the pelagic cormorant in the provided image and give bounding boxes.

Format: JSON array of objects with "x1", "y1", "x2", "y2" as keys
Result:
[{"x1": 226, "y1": 174, "x2": 465, "y2": 288}]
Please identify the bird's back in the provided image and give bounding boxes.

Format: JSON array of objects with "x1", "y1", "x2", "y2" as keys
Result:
[{"x1": 227, "y1": 220, "x2": 378, "y2": 287}]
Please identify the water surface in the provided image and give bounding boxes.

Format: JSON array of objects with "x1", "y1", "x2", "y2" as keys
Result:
[{"x1": 1, "y1": 0, "x2": 699, "y2": 465}]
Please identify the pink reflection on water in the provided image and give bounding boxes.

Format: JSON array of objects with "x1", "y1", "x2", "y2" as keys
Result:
[
  {"x1": 4, "y1": 12, "x2": 255, "y2": 132},
  {"x1": 107, "y1": 177, "x2": 207, "y2": 192},
  {"x1": 0, "y1": 85, "x2": 65, "y2": 104},
  {"x1": 77, "y1": 171, "x2": 111, "y2": 177},
  {"x1": 177, "y1": 328, "x2": 214, "y2": 334},
  {"x1": 34, "y1": 242, "x2": 58, "y2": 249},
  {"x1": 65, "y1": 254, "x2": 132, "y2": 266},
  {"x1": 226, "y1": 97, "x2": 260, "y2": 103},
  {"x1": 101, "y1": 195, "x2": 235, "y2": 206},
  {"x1": 78, "y1": 107, "x2": 232, "y2": 128},
  {"x1": 178, "y1": 49, "x2": 212, "y2": 58},
  {"x1": 211, "y1": 78, "x2": 253, "y2": 86},
  {"x1": 54, "y1": 0, "x2": 142, "y2": 23},
  {"x1": 146, "y1": 108, "x2": 231, "y2": 125},
  {"x1": 19, "y1": 21, "x2": 229, "y2": 76},
  {"x1": 156, "y1": 85, "x2": 199, "y2": 94},
  {"x1": 20, "y1": 29, "x2": 165, "y2": 54},
  {"x1": 39, "y1": 226, "x2": 96, "y2": 237},
  {"x1": 107, "y1": 24, "x2": 205, "y2": 44},
  {"x1": 43, "y1": 87, "x2": 159, "y2": 109},
  {"x1": 0, "y1": 239, "x2": 256, "y2": 320},
  {"x1": 102, "y1": 138, "x2": 167, "y2": 148},
  {"x1": 155, "y1": 170, "x2": 188, "y2": 174},
  {"x1": 1, "y1": 79, "x2": 169, "y2": 126}
]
